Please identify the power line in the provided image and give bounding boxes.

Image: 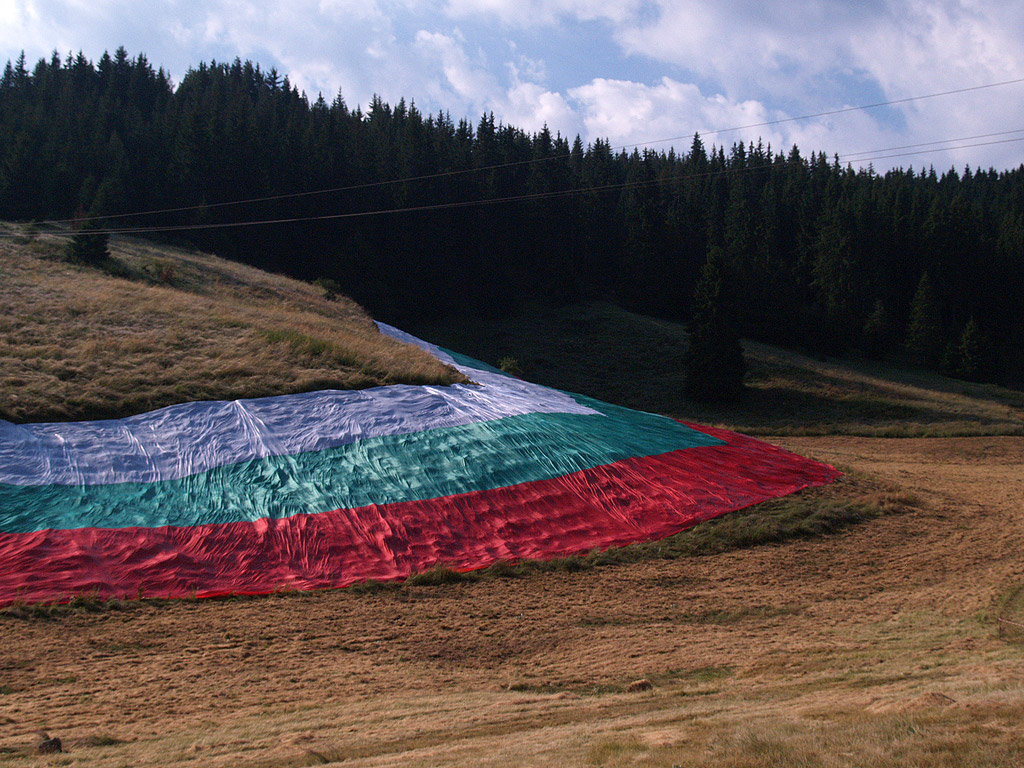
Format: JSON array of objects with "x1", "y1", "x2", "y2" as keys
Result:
[
  {"x1": 839, "y1": 128, "x2": 1024, "y2": 159},
  {"x1": 40, "y1": 76, "x2": 1024, "y2": 229},
  {"x1": 11, "y1": 130, "x2": 1022, "y2": 240},
  {"x1": 839, "y1": 136, "x2": 1024, "y2": 164}
]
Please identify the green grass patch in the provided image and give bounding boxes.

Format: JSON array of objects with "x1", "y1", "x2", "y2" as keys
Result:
[
  {"x1": 504, "y1": 679, "x2": 624, "y2": 697},
  {"x1": 261, "y1": 328, "x2": 363, "y2": 368},
  {"x1": 579, "y1": 607, "x2": 796, "y2": 628},
  {"x1": 0, "y1": 592, "x2": 133, "y2": 620},
  {"x1": 586, "y1": 735, "x2": 647, "y2": 766},
  {"x1": 404, "y1": 564, "x2": 477, "y2": 586},
  {"x1": 683, "y1": 664, "x2": 735, "y2": 683},
  {"x1": 676, "y1": 605, "x2": 799, "y2": 625},
  {"x1": 994, "y1": 584, "x2": 1024, "y2": 644}
]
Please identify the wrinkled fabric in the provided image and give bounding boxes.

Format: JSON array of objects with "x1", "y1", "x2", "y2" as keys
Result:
[
  {"x1": 0, "y1": 327, "x2": 840, "y2": 605},
  {"x1": 0, "y1": 400, "x2": 723, "y2": 533},
  {"x1": 0, "y1": 322, "x2": 597, "y2": 486}
]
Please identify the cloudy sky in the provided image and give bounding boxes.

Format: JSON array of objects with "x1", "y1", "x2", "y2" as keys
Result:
[{"x1": 3, "y1": 0, "x2": 1023, "y2": 170}]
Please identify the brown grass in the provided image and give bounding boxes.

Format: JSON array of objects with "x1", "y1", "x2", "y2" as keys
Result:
[
  {"x1": 3, "y1": 230, "x2": 1024, "y2": 765},
  {"x1": 1, "y1": 430, "x2": 1023, "y2": 766},
  {"x1": 583, "y1": 700, "x2": 1024, "y2": 768},
  {"x1": 0, "y1": 223, "x2": 466, "y2": 423}
]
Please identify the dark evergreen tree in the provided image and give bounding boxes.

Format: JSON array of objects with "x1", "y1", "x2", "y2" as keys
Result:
[
  {"x1": 944, "y1": 317, "x2": 987, "y2": 381},
  {"x1": 905, "y1": 272, "x2": 943, "y2": 365},
  {"x1": 67, "y1": 220, "x2": 110, "y2": 265},
  {"x1": 684, "y1": 248, "x2": 746, "y2": 402},
  {"x1": 860, "y1": 299, "x2": 892, "y2": 359},
  {"x1": 810, "y1": 204, "x2": 859, "y2": 353}
]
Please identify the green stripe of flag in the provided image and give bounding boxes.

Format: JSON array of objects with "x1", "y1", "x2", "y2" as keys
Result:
[{"x1": 0, "y1": 396, "x2": 721, "y2": 533}]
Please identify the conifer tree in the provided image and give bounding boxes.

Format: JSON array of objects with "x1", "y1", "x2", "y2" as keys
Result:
[
  {"x1": 944, "y1": 317, "x2": 986, "y2": 381},
  {"x1": 905, "y1": 272, "x2": 943, "y2": 365},
  {"x1": 68, "y1": 220, "x2": 110, "y2": 265},
  {"x1": 811, "y1": 205, "x2": 859, "y2": 352},
  {"x1": 684, "y1": 247, "x2": 746, "y2": 402},
  {"x1": 860, "y1": 299, "x2": 891, "y2": 359}
]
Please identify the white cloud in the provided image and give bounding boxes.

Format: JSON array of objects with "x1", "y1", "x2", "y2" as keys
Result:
[
  {"x1": 850, "y1": 0, "x2": 1024, "y2": 93},
  {"x1": 444, "y1": 0, "x2": 641, "y2": 27},
  {"x1": 442, "y1": 0, "x2": 1024, "y2": 167},
  {"x1": 1, "y1": 0, "x2": 1021, "y2": 169},
  {"x1": 842, "y1": 1, "x2": 1024, "y2": 170},
  {"x1": 566, "y1": 75, "x2": 919, "y2": 172},
  {"x1": 0, "y1": 0, "x2": 74, "y2": 56},
  {"x1": 613, "y1": 1, "x2": 874, "y2": 103},
  {"x1": 507, "y1": 47, "x2": 546, "y2": 83},
  {"x1": 415, "y1": 29, "x2": 495, "y2": 104},
  {"x1": 569, "y1": 77, "x2": 777, "y2": 150},
  {"x1": 414, "y1": 29, "x2": 576, "y2": 134},
  {"x1": 501, "y1": 79, "x2": 576, "y2": 134},
  {"x1": 0, "y1": 0, "x2": 20, "y2": 29},
  {"x1": 316, "y1": 0, "x2": 384, "y2": 22}
]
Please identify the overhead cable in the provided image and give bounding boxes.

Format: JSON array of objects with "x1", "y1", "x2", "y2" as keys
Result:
[
  {"x1": 10, "y1": 133, "x2": 1022, "y2": 240},
  {"x1": 38, "y1": 76, "x2": 1024, "y2": 229}
]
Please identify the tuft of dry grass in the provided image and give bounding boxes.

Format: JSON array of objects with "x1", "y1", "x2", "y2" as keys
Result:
[
  {"x1": 0, "y1": 223, "x2": 466, "y2": 423},
  {"x1": 583, "y1": 700, "x2": 1024, "y2": 768}
]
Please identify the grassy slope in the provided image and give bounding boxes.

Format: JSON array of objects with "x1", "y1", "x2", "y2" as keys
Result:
[
  {"x1": 4, "y1": 240, "x2": 1024, "y2": 766},
  {"x1": 0, "y1": 231, "x2": 994, "y2": 615},
  {"x1": 0, "y1": 223, "x2": 466, "y2": 423},
  {"x1": 1, "y1": 230, "x2": 925, "y2": 615},
  {"x1": 410, "y1": 301, "x2": 1024, "y2": 437},
  {"x1": 402, "y1": 302, "x2": 1024, "y2": 768}
]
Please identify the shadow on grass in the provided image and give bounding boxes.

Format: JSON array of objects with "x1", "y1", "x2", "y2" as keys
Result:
[{"x1": 409, "y1": 301, "x2": 1023, "y2": 437}]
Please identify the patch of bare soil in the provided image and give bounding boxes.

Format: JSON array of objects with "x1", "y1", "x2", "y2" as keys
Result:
[{"x1": 2, "y1": 436, "x2": 1023, "y2": 766}]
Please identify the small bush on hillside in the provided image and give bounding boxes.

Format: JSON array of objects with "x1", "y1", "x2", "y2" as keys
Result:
[
  {"x1": 313, "y1": 277, "x2": 341, "y2": 301},
  {"x1": 66, "y1": 221, "x2": 110, "y2": 266},
  {"x1": 148, "y1": 258, "x2": 176, "y2": 285},
  {"x1": 498, "y1": 356, "x2": 522, "y2": 376}
]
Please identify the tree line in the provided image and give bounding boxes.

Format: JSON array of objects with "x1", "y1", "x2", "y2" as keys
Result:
[{"x1": 2, "y1": 49, "x2": 1022, "y2": 384}]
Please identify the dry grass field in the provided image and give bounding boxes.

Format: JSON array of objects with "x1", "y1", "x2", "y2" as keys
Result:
[
  {"x1": 2, "y1": 245, "x2": 1024, "y2": 766},
  {"x1": 0, "y1": 222, "x2": 465, "y2": 423},
  {"x1": 2, "y1": 435, "x2": 1022, "y2": 767}
]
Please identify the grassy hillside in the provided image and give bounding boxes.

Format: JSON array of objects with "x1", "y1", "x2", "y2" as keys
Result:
[
  {"x1": 0, "y1": 223, "x2": 467, "y2": 423},
  {"x1": 7, "y1": 220, "x2": 1017, "y2": 436},
  {"x1": 9, "y1": 238, "x2": 1023, "y2": 766},
  {"x1": 411, "y1": 301, "x2": 1024, "y2": 437}
]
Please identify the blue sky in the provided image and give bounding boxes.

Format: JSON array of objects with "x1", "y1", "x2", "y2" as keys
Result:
[{"x1": 2, "y1": 0, "x2": 1023, "y2": 171}]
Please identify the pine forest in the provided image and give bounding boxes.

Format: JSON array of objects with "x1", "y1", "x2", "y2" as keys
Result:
[{"x1": 2, "y1": 48, "x2": 1022, "y2": 384}]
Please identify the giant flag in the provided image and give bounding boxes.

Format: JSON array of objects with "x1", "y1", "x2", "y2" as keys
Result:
[{"x1": 0, "y1": 325, "x2": 839, "y2": 605}]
